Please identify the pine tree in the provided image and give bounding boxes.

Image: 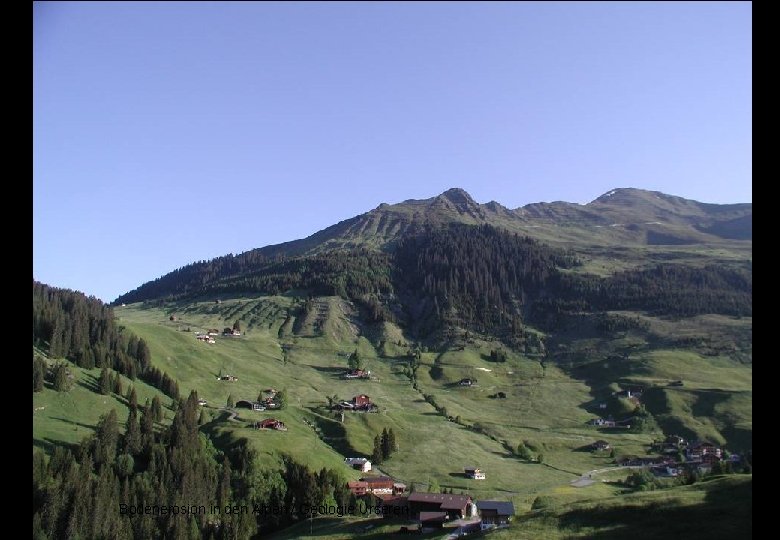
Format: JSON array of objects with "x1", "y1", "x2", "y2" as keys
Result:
[
  {"x1": 371, "y1": 435, "x2": 383, "y2": 464},
  {"x1": 348, "y1": 349, "x2": 363, "y2": 371},
  {"x1": 388, "y1": 428, "x2": 397, "y2": 454},
  {"x1": 33, "y1": 355, "x2": 46, "y2": 392},
  {"x1": 227, "y1": 394, "x2": 234, "y2": 408},
  {"x1": 113, "y1": 373, "x2": 123, "y2": 396},
  {"x1": 99, "y1": 367, "x2": 111, "y2": 395},
  {"x1": 53, "y1": 362, "x2": 72, "y2": 392},
  {"x1": 381, "y1": 428, "x2": 390, "y2": 460},
  {"x1": 275, "y1": 390, "x2": 287, "y2": 409},
  {"x1": 150, "y1": 396, "x2": 163, "y2": 423},
  {"x1": 126, "y1": 386, "x2": 138, "y2": 412},
  {"x1": 232, "y1": 320, "x2": 241, "y2": 332},
  {"x1": 123, "y1": 409, "x2": 142, "y2": 455}
]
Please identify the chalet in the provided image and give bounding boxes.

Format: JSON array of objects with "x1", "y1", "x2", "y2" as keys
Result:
[
  {"x1": 592, "y1": 440, "x2": 611, "y2": 451},
  {"x1": 337, "y1": 395, "x2": 377, "y2": 412},
  {"x1": 256, "y1": 418, "x2": 287, "y2": 431},
  {"x1": 406, "y1": 492, "x2": 473, "y2": 520},
  {"x1": 476, "y1": 500, "x2": 514, "y2": 529},
  {"x1": 344, "y1": 369, "x2": 371, "y2": 379},
  {"x1": 588, "y1": 417, "x2": 616, "y2": 427},
  {"x1": 237, "y1": 400, "x2": 266, "y2": 411},
  {"x1": 354, "y1": 394, "x2": 371, "y2": 407},
  {"x1": 347, "y1": 481, "x2": 368, "y2": 496},
  {"x1": 197, "y1": 399, "x2": 208, "y2": 406},
  {"x1": 344, "y1": 457, "x2": 372, "y2": 473},
  {"x1": 208, "y1": 329, "x2": 219, "y2": 336},
  {"x1": 464, "y1": 467, "x2": 486, "y2": 480},
  {"x1": 360, "y1": 475, "x2": 395, "y2": 495},
  {"x1": 459, "y1": 378, "x2": 475, "y2": 387},
  {"x1": 687, "y1": 441, "x2": 722, "y2": 461},
  {"x1": 665, "y1": 435, "x2": 686, "y2": 447},
  {"x1": 217, "y1": 375, "x2": 238, "y2": 381}
]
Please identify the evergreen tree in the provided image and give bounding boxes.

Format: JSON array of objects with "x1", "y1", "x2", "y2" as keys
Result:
[
  {"x1": 227, "y1": 394, "x2": 234, "y2": 408},
  {"x1": 93, "y1": 409, "x2": 119, "y2": 468},
  {"x1": 381, "y1": 428, "x2": 390, "y2": 460},
  {"x1": 233, "y1": 320, "x2": 241, "y2": 332},
  {"x1": 99, "y1": 367, "x2": 111, "y2": 395},
  {"x1": 275, "y1": 389, "x2": 287, "y2": 409},
  {"x1": 122, "y1": 409, "x2": 142, "y2": 455},
  {"x1": 33, "y1": 355, "x2": 46, "y2": 392},
  {"x1": 371, "y1": 435, "x2": 383, "y2": 464},
  {"x1": 126, "y1": 386, "x2": 138, "y2": 411},
  {"x1": 53, "y1": 362, "x2": 72, "y2": 392},
  {"x1": 150, "y1": 395, "x2": 163, "y2": 423},
  {"x1": 348, "y1": 349, "x2": 363, "y2": 371},
  {"x1": 113, "y1": 373, "x2": 123, "y2": 396},
  {"x1": 388, "y1": 428, "x2": 397, "y2": 453},
  {"x1": 136, "y1": 339, "x2": 151, "y2": 371}
]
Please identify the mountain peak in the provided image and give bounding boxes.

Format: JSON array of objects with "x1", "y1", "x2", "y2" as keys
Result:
[{"x1": 435, "y1": 187, "x2": 477, "y2": 205}]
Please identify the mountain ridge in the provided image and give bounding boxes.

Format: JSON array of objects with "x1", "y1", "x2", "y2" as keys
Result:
[{"x1": 113, "y1": 187, "x2": 751, "y2": 305}]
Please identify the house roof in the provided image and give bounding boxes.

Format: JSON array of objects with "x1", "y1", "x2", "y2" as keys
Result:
[
  {"x1": 361, "y1": 475, "x2": 394, "y2": 484},
  {"x1": 408, "y1": 493, "x2": 471, "y2": 507},
  {"x1": 476, "y1": 500, "x2": 515, "y2": 516},
  {"x1": 345, "y1": 457, "x2": 369, "y2": 464},
  {"x1": 347, "y1": 481, "x2": 368, "y2": 489}
]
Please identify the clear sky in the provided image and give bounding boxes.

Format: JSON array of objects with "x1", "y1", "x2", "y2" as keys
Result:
[{"x1": 34, "y1": 1, "x2": 752, "y2": 302}]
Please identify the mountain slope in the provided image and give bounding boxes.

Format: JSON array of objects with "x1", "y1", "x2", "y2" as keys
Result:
[{"x1": 114, "y1": 187, "x2": 751, "y2": 306}]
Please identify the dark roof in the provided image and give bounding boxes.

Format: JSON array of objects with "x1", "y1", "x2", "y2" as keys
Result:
[
  {"x1": 408, "y1": 493, "x2": 471, "y2": 506},
  {"x1": 419, "y1": 511, "x2": 447, "y2": 522},
  {"x1": 476, "y1": 500, "x2": 515, "y2": 516}
]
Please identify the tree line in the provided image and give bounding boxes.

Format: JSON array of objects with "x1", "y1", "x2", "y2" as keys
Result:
[
  {"x1": 33, "y1": 281, "x2": 179, "y2": 399},
  {"x1": 33, "y1": 391, "x2": 354, "y2": 539}
]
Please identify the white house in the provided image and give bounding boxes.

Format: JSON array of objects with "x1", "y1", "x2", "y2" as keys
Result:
[{"x1": 345, "y1": 457, "x2": 372, "y2": 473}]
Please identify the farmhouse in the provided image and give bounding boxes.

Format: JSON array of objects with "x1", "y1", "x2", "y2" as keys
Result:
[
  {"x1": 344, "y1": 369, "x2": 370, "y2": 379},
  {"x1": 347, "y1": 481, "x2": 368, "y2": 496},
  {"x1": 217, "y1": 375, "x2": 238, "y2": 382},
  {"x1": 197, "y1": 399, "x2": 207, "y2": 406},
  {"x1": 360, "y1": 475, "x2": 395, "y2": 495},
  {"x1": 406, "y1": 492, "x2": 473, "y2": 520},
  {"x1": 354, "y1": 394, "x2": 371, "y2": 407},
  {"x1": 464, "y1": 467, "x2": 486, "y2": 480},
  {"x1": 236, "y1": 400, "x2": 266, "y2": 411},
  {"x1": 459, "y1": 378, "x2": 475, "y2": 386},
  {"x1": 256, "y1": 418, "x2": 287, "y2": 431},
  {"x1": 476, "y1": 500, "x2": 514, "y2": 529},
  {"x1": 344, "y1": 457, "x2": 372, "y2": 473},
  {"x1": 338, "y1": 394, "x2": 377, "y2": 412}
]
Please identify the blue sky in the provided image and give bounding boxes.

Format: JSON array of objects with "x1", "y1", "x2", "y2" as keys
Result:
[{"x1": 34, "y1": 1, "x2": 752, "y2": 302}]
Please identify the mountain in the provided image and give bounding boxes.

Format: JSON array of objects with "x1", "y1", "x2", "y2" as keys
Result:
[
  {"x1": 249, "y1": 187, "x2": 751, "y2": 256},
  {"x1": 114, "y1": 187, "x2": 751, "y2": 307}
]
